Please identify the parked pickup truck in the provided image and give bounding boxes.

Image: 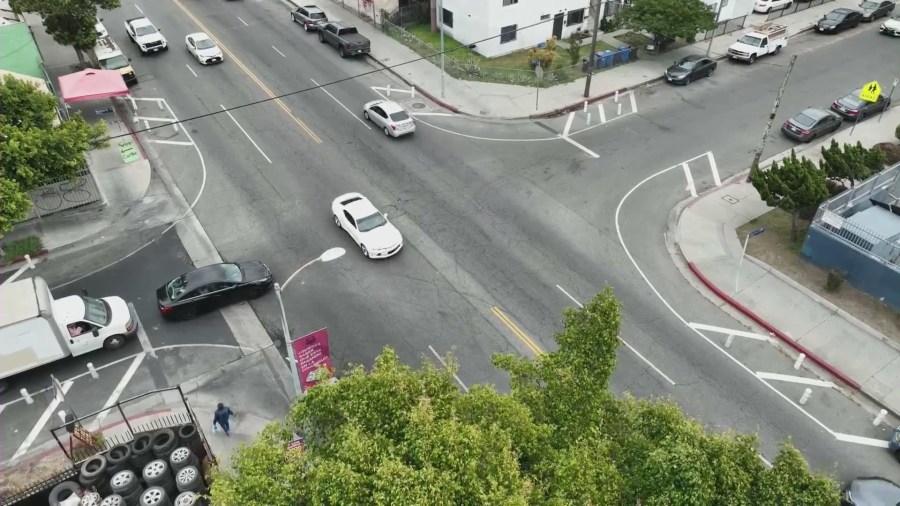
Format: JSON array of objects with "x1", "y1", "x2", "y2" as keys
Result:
[
  {"x1": 727, "y1": 23, "x2": 787, "y2": 63},
  {"x1": 125, "y1": 16, "x2": 168, "y2": 54},
  {"x1": 318, "y1": 22, "x2": 370, "y2": 57}
]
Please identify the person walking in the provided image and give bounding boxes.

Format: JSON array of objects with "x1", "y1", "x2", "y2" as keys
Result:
[{"x1": 213, "y1": 403, "x2": 235, "y2": 436}]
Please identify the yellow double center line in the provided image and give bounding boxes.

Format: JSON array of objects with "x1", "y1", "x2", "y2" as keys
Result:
[
  {"x1": 491, "y1": 306, "x2": 544, "y2": 356},
  {"x1": 170, "y1": 0, "x2": 323, "y2": 144}
]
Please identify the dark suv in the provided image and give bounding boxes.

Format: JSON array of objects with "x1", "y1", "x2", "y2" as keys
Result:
[{"x1": 291, "y1": 5, "x2": 328, "y2": 32}]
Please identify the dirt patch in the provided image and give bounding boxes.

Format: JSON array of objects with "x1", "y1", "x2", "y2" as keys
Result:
[
  {"x1": 614, "y1": 31, "x2": 653, "y2": 48},
  {"x1": 737, "y1": 209, "x2": 900, "y2": 345}
]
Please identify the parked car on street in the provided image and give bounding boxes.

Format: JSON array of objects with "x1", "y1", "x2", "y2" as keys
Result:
[
  {"x1": 363, "y1": 99, "x2": 416, "y2": 137},
  {"x1": 318, "y1": 22, "x2": 371, "y2": 57},
  {"x1": 840, "y1": 477, "x2": 900, "y2": 505},
  {"x1": 817, "y1": 8, "x2": 863, "y2": 32},
  {"x1": 890, "y1": 426, "x2": 900, "y2": 460},
  {"x1": 781, "y1": 107, "x2": 842, "y2": 142},
  {"x1": 185, "y1": 32, "x2": 223, "y2": 65},
  {"x1": 665, "y1": 55, "x2": 717, "y2": 84},
  {"x1": 753, "y1": 0, "x2": 792, "y2": 14},
  {"x1": 157, "y1": 261, "x2": 273, "y2": 320},
  {"x1": 861, "y1": 0, "x2": 895, "y2": 21},
  {"x1": 331, "y1": 193, "x2": 403, "y2": 259},
  {"x1": 830, "y1": 88, "x2": 891, "y2": 120},
  {"x1": 880, "y1": 13, "x2": 900, "y2": 33},
  {"x1": 291, "y1": 5, "x2": 328, "y2": 31},
  {"x1": 95, "y1": 18, "x2": 108, "y2": 38}
]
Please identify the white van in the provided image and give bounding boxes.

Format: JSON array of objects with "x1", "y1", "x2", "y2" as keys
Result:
[{"x1": 92, "y1": 36, "x2": 137, "y2": 85}]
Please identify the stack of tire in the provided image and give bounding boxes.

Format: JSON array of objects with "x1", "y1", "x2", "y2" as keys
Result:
[
  {"x1": 108, "y1": 469, "x2": 142, "y2": 506},
  {"x1": 79, "y1": 455, "x2": 112, "y2": 496}
]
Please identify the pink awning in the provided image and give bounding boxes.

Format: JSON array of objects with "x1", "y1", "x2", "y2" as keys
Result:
[{"x1": 58, "y1": 69, "x2": 129, "y2": 103}]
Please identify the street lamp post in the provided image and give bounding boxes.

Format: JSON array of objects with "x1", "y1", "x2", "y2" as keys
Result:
[
  {"x1": 274, "y1": 247, "x2": 346, "y2": 397},
  {"x1": 735, "y1": 228, "x2": 765, "y2": 295}
]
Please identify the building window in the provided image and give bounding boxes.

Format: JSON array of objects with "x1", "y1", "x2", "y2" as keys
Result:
[
  {"x1": 442, "y1": 8, "x2": 453, "y2": 28},
  {"x1": 566, "y1": 8, "x2": 585, "y2": 25},
  {"x1": 500, "y1": 24, "x2": 517, "y2": 43},
  {"x1": 540, "y1": 14, "x2": 550, "y2": 20},
  {"x1": 503, "y1": 0, "x2": 518, "y2": 5}
]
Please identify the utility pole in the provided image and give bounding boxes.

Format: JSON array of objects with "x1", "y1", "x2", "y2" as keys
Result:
[
  {"x1": 439, "y1": 0, "x2": 445, "y2": 97},
  {"x1": 706, "y1": 0, "x2": 725, "y2": 57},
  {"x1": 583, "y1": 0, "x2": 605, "y2": 98},
  {"x1": 748, "y1": 54, "x2": 797, "y2": 182}
]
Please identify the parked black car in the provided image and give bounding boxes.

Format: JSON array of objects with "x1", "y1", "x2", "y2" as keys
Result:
[
  {"x1": 157, "y1": 261, "x2": 274, "y2": 320},
  {"x1": 840, "y1": 477, "x2": 900, "y2": 505},
  {"x1": 291, "y1": 5, "x2": 328, "y2": 31},
  {"x1": 781, "y1": 107, "x2": 842, "y2": 142},
  {"x1": 664, "y1": 54, "x2": 717, "y2": 85},
  {"x1": 817, "y1": 8, "x2": 863, "y2": 32},
  {"x1": 830, "y1": 89, "x2": 892, "y2": 120},
  {"x1": 861, "y1": 0, "x2": 895, "y2": 21}
]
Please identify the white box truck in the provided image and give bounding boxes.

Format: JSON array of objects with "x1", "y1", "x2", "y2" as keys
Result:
[
  {"x1": 727, "y1": 23, "x2": 788, "y2": 64},
  {"x1": 0, "y1": 277, "x2": 137, "y2": 392}
]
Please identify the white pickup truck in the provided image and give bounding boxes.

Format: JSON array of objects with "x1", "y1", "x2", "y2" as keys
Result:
[
  {"x1": 727, "y1": 23, "x2": 787, "y2": 64},
  {"x1": 0, "y1": 277, "x2": 137, "y2": 393},
  {"x1": 124, "y1": 16, "x2": 168, "y2": 54}
]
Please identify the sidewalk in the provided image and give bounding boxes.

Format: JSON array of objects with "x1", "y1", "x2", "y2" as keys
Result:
[
  {"x1": 303, "y1": 0, "x2": 860, "y2": 119},
  {"x1": 673, "y1": 107, "x2": 900, "y2": 416}
]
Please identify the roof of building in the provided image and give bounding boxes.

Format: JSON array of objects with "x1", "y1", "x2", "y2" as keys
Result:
[
  {"x1": 847, "y1": 206, "x2": 900, "y2": 241},
  {"x1": 0, "y1": 22, "x2": 44, "y2": 80}
]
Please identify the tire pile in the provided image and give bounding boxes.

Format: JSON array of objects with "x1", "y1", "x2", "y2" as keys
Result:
[{"x1": 46, "y1": 425, "x2": 208, "y2": 506}]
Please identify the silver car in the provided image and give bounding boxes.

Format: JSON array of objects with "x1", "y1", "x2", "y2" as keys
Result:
[{"x1": 363, "y1": 100, "x2": 416, "y2": 138}]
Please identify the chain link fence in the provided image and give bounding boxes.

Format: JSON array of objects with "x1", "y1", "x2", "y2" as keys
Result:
[
  {"x1": 698, "y1": 15, "x2": 750, "y2": 41},
  {"x1": 767, "y1": 0, "x2": 835, "y2": 20}
]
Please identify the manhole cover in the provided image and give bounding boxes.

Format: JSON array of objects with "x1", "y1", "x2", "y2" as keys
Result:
[
  {"x1": 411, "y1": 102, "x2": 426, "y2": 110},
  {"x1": 721, "y1": 195, "x2": 739, "y2": 205}
]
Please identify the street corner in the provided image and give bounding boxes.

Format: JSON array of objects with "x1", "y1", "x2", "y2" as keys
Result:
[
  {"x1": 562, "y1": 90, "x2": 641, "y2": 137},
  {"x1": 368, "y1": 83, "x2": 453, "y2": 117}
]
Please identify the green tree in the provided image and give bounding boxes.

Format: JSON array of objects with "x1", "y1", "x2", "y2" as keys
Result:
[
  {"x1": 753, "y1": 443, "x2": 840, "y2": 506},
  {"x1": 10, "y1": 0, "x2": 120, "y2": 65},
  {"x1": 565, "y1": 32, "x2": 584, "y2": 65},
  {"x1": 0, "y1": 178, "x2": 32, "y2": 236},
  {"x1": 618, "y1": 0, "x2": 716, "y2": 48},
  {"x1": 0, "y1": 75, "x2": 58, "y2": 129},
  {"x1": 818, "y1": 139, "x2": 882, "y2": 188},
  {"x1": 751, "y1": 150, "x2": 829, "y2": 240}
]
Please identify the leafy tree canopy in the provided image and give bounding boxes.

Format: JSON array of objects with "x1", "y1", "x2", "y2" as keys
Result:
[
  {"x1": 10, "y1": 0, "x2": 120, "y2": 53},
  {"x1": 210, "y1": 288, "x2": 840, "y2": 506},
  {"x1": 618, "y1": 0, "x2": 717, "y2": 42},
  {"x1": 751, "y1": 150, "x2": 829, "y2": 239}
]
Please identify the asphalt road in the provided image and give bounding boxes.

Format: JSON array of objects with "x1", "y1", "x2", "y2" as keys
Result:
[{"x1": 91, "y1": 0, "x2": 900, "y2": 481}]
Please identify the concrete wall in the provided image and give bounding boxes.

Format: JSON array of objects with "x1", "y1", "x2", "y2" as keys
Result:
[
  {"x1": 802, "y1": 226, "x2": 900, "y2": 310},
  {"x1": 440, "y1": 0, "x2": 591, "y2": 58},
  {"x1": 707, "y1": 0, "x2": 755, "y2": 22}
]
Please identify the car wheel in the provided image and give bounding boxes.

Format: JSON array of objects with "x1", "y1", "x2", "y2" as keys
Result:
[
  {"x1": 748, "y1": 54, "x2": 756, "y2": 64},
  {"x1": 103, "y1": 334, "x2": 125, "y2": 350},
  {"x1": 304, "y1": 23, "x2": 308, "y2": 31},
  {"x1": 180, "y1": 306, "x2": 197, "y2": 321},
  {"x1": 339, "y1": 47, "x2": 346, "y2": 58},
  {"x1": 765, "y1": 7, "x2": 771, "y2": 13},
  {"x1": 363, "y1": 110, "x2": 369, "y2": 120},
  {"x1": 334, "y1": 214, "x2": 341, "y2": 227},
  {"x1": 383, "y1": 126, "x2": 391, "y2": 136},
  {"x1": 785, "y1": 2, "x2": 792, "y2": 9},
  {"x1": 361, "y1": 244, "x2": 369, "y2": 258},
  {"x1": 706, "y1": 68, "x2": 714, "y2": 78},
  {"x1": 774, "y1": 45, "x2": 781, "y2": 54},
  {"x1": 318, "y1": 33, "x2": 325, "y2": 43},
  {"x1": 684, "y1": 76, "x2": 691, "y2": 85}
]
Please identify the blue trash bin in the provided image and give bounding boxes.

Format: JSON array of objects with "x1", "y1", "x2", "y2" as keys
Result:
[
  {"x1": 617, "y1": 46, "x2": 631, "y2": 63},
  {"x1": 598, "y1": 50, "x2": 614, "y2": 68}
]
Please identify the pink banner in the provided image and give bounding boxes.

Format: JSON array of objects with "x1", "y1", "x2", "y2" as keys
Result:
[{"x1": 291, "y1": 328, "x2": 333, "y2": 390}]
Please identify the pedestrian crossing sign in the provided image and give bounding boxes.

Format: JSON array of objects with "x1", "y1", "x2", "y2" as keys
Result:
[{"x1": 860, "y1": 81, "x2": 881, "y2": 102}]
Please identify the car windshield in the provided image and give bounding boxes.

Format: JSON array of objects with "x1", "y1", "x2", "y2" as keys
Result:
[
  {"x1": 737, "y1": 35, "x2": 763, "y2": 46},
  {"x1": 389, "y1": 111, "x2": 411, "y2": 122},
  {"x1": 100, "y1": 55, "x2": 129, "y2": 70},
  {"x1": 195, "y1": 38, "x2": 216, "y2": 49},
  {"x1": 82, "y1": 296, "x2": 111, "y2": 325},
  {"x1": 825, "y1": 11, "x2": 845, "y2": 20},
  {"x1": 310, "y1": 12, "x2": 326, "y2": 19},
  {"x1": 840, "y1": 93, "x2": 864, "y2": 107},
  {"x1": 677, "y1": 60, "x2": 698, "y2": 70},
  {"x1": 793, "y1": 113, "x2": 817, "y2": 127},
  {"x1": 216, "y1": 263, "x2": 243, "y2": 282},
  {"x1": 135, "y1": 25, "x2": 158, "y2": 36},
  {"x1": 167, "y1": 276, "x2": 187, "y2": 299},
  {"x1": 358, "y1": 212, "x2": 387, "y2": 232},
  {"x1": 861, "y1": 1, "x2": 878, "y2": 7}
]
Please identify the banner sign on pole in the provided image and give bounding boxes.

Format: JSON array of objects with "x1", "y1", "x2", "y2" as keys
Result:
[{"x1": 291, "y1": 328, "x2": 333, "y2": 391}]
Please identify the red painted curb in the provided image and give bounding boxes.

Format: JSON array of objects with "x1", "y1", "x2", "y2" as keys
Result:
[
  {"x1": 411, "y1": 84, "x2": 461, "y2": 114},
  {"x1": 686, "y1": 261, "x2": 861, "y2": 391}
]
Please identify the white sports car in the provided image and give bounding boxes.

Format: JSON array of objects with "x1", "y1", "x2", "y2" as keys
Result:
[
  {"x1": 185, "y1": 32, "x2": 223, "y2": 65},
  {"x1": 331, "y1": 193, "x2": 403, "y2": 258}
]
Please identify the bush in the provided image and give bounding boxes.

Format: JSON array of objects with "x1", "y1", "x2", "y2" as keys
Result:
[
  {"x1": 825, "y1": 179, "x2": 847, "y2": 196},
  {"x1": 0, "y1": 235, "x2": 43, "y2": 264},
  {"x1": 825, "y1": 269, "x2": 845, "y2": 292},
  {"x1": 600, "y1": 16, "x2": 620, "y2": 33},
  {"x1": 874, "y1": 142, "x2": 900, "y2": 165},
  {"x1": 895, "y1": 123, "x2": 900, "y2": 142}
]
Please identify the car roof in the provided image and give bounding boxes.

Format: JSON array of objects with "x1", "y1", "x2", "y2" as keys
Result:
[
  {"x1": 131, "y1": 17, "x2": 154, "y2": 27},
  {"x1": 682, "y1": 54, "x2": 705, "y2": 61},
  {"x1": 187, "y1": 32, "x2": 211, "y2": 41},
  {"x1": 341, "y1": 195, "x2": 379, "y2": 218},
  {"x1": 848, "y1": 477, "x2": 900, "y2": 500},
  {"x1": 378, "y1": 101, "x2": 406, "y2": 114},
  {"x1": 302, "y1": 5, "x2": 324, "y2": 12},
  {"x1": 799, "y1": 107, "x2": 830, "y2": 119},
  {"x1": 183, "y1": 263, "x2": 237, "y2": 290},
  {"x1": 832, "y1": 7, "x2": 855, "y2": 13}
]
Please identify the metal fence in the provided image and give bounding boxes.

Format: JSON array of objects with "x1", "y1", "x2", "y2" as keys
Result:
[
  {"x1": 767, "y1": 0, "x2": 835, "y2": 21},
  {"x1": 384, "y1": 2, "x2": 430, "y2": 27},
  {"x1": 698, "y1": 15, "x2": 749, "y2": 41},
  {"x1": 24, "y1": 165, "x2": 102, "y2": 220}
]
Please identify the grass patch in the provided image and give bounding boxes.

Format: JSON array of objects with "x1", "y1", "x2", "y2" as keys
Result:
[
  {"x1": 737, "y1": 209, "x2": 806, "y2": 255},
  {"x1": 614, "y1": 31, "x2": 652, "y2": 48},
  {"x1": 0, "y1": 236, "x2": 43, "y2": 264}
]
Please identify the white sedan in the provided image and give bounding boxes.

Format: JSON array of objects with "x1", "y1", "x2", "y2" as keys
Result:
[
  {"x1": 753, "y1": 0, "x2": 792, "y2": 13},
  {"x1": 331, "y1": 193, "x2": 403, "y2": 258},
  {"x1": 185, "y1": 32, "x2": 223, "y2": 65},
  {"x1": 363, "y1": 100, "x2": 416, "y2": 138}
]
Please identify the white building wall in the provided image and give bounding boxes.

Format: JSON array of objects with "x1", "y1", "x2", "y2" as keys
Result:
[
  {"x1": 439, "y1": 0, "x2": 591, "y2": 58},
  {"x1": 705, "y1": 0, "x2": 754, "y2": 24}
]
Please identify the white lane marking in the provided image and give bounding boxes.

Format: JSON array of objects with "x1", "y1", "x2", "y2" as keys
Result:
[
  {"x1": 54, "y1": 98, "x2": 208, "y2": 289},
  {"x1": 614, "y1": 152, "x2": 845, "y2": 441},
  {"x1": 220, "y1": 104, "x2": 273, "y2": 163},
  {"x1": 131, "y1": 303, "x2": 156, "y2": 358},
  {"x1": 410, "y1": 112, "x2": 455, "y2": 117},
  {"x1": 237, "y1": 16, "x2": 249, "y2": 26},
  {"x1": 95, "y1": 353, "x2": 147, "y2": 426},
  {"x1": 683, "y1": 162, "x2": 697, "y2": 197},
  {"x1": 151, "y1": 140, "x2": 195, "y2": 146},
  {"x1": 834, "y1": 433, "x2": 890, "y2": 448},
  {"x1": 708, "y1": 152, "x2": 721, "y2": 186},
  {"x1": 371, "y1": 85, "x2": 415, "y2": 95},
  {"x1": 135, "y1": 4, "x2": 144, "y2": 14},
  {"x1": 272, "y1": 45, "x2": 286, "y2": 58},
  {"x1": 134, "y1": 116, "x2": 178, "y2": 123},
  {"x1": 563, "y1": 112, "x2": 575, "y2": 137},
  {"x1": 566, "y1": 91, "x2": 637, "y2": 137},
  {"x1": 310, "y1": 78, "x2": 371, "y2": 129},
  {"x1": 11, "y1": 380, "x2": 73, "y2": 461},
  {"x1": 560, "y1": 135, "x2": 600, "y2": 158},
  {"x1": 598, "y1": 103, "x2": 607, "y2": 124},
  {"x1": 756, "y1": 372, "x2": 835, "y2": 388},
  {"x1": 428, "y1": 345, "x2": 470, "y2": 393},
  {"x1": 689, "y1": 323, "x2": 775, "y2": 342},
  {"x1": 629, "y1": 91, "x2": 638, "y2": 113},
  {"x1": 759, "y1": 455, "x2": 773, "y2": 468},
  {"x1": 555, "y1": 285, "x2": 676, "y2": 386},
  {"x1": 186, "y1": 64, "x2": 198, "y2": 77}
]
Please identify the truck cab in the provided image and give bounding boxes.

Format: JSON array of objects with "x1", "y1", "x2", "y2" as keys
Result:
[{"x1": 92, "y1": 36, "x2": 137, "y2": 85}]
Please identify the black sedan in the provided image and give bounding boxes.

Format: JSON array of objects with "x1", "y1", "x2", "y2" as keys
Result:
[
  {"x1": 840, "y1": 477, "x2": 900, "y2": 505},
  {"x1": 157, "y1": 261, "x2": 274, "y2": 320},
  {"x1": 861, "y1": 0, "x2": 895, "y2": 21},
  {"x1": 781, "y1": 108, "x2": 842, "y2": 142},
  {"x1": 831, "y1": 89, "x2": 891, "y2": 120},
  {"x1": 664, "y1": 55, "x2": 717, "y2": 85},
  {"x1": 817, "y1": 8, "x2": 863, "y2": 32}
]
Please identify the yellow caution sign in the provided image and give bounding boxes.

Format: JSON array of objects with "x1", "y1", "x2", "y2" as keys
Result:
[{"x1": 860, "y1": 81, "x2": 881, "y2": 102}]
